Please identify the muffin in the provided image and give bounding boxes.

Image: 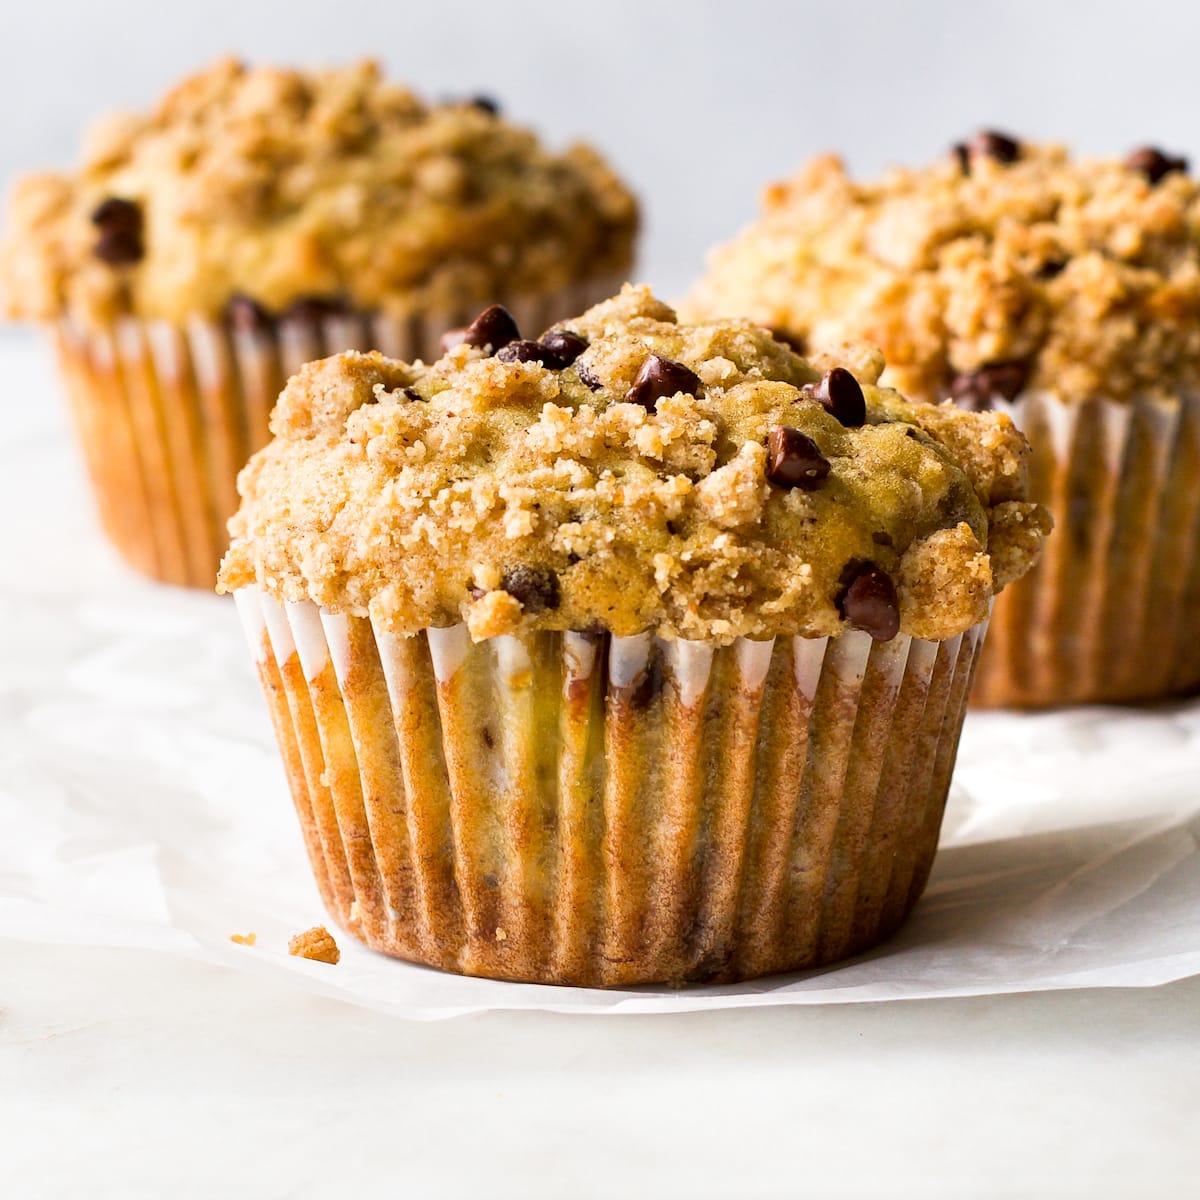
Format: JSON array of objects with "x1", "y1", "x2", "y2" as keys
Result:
[
  {"x1": 688, "y1": 135, "x2": 1200, "y2": 707},
  {"x1": 218, "y1": 284, "x2": 1048, "y2": 986},
  {"x1": 1, "y1": 58, "x2": 637, "y2": 588}
]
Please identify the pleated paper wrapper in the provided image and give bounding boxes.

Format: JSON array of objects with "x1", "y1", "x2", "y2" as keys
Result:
[
  {"x1": 49, "y1": 275, "x2": 623, "y2": 590},
  {"x1": 975, "y1": 391, "x2": 1200, "y2": 708},
  {"x1": 234, "y1": 587, "x2": 987, "y2": 987}
]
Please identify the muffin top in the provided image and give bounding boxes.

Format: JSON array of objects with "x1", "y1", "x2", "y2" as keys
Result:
[
  {"x1": 1, "y1": 58, "x2": 637, "y2": 327},
  {"x1": 686, "y1": 134, "x2": 1200, "y2": 405},
  {"x1": 219, "y1": 285, "x2": 1048, "y2": 645}
]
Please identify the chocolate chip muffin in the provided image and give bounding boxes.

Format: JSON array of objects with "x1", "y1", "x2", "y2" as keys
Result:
[
  {"x1": 688, "y1": 134, "x2": 1200, "y2": 707},
  {"x1": 218, "y1": 284, "x2": 1047, "y2": 987},
  {"x1": 1, "y1": 58, "x2": 637, "y2": 588}
]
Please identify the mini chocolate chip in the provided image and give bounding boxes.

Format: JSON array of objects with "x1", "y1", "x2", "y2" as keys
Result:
[
  {"x1": 625, "y1": 355, "x2": 701, "y2": 410},
  {"x1": 576, "y1": 361, "x2": 604, "y2": 392},
  {"x1": 402, "y1": 386, "x2": 424, "y2": 402},
  {"x1": 91, "y1": 196, "x2": 141, "y2": 232},
  {"x1": 625, "y1": 652, "x2": 665, "y2": 710},
  {"x1": 1036, "y1": 258, "x2": 1067, "y2": 280},
  {"x1": 496, "y1": 339, "x2": 553, "y2": 364},
  {"x1": 769, "y1": 326, "x2": 807, "y2": 354},
  {"x1": 968, "y1": 130, "x2": 1021, "y2": 164},
  {"x1": 805, "y1": 367, "x2": 865, "y2": 427},
  {"x1": 283, "y1": 295, "x2": 351, "y2": 322},
  {"x1": 1126, "y1": 146, "x2": 1189, "y2": 185},
  {"x1": 470, "y1": 95, "x2": 500, "y2": 115},
  {"x1": 948, "y1": 359, "x2": 1029, "y2": 411},
  {"x1": 837, "y1": 561, "x2": 900, "y2": 641},
  {"x1": 481, "y1": 727, "x2": 495, "y2": 748},
  {"x1": 540, "y1": 329, "x2": 588, "y2": 367},
  {"x1": 91, "y1": 196, "x2": 143, "y2": 265},
  {"x1": 765, "y1": 426, "x2": 831, "y2": 490},
  {"x1": 501, "y1": 565, "x2": 561, "y2": 613},
  {"x1": 225, "y1": 293, "x2": 272, "y2": 333},
  {"x1": 952, "y1": 142, "x2": 971, "y2": 175},
  {"x1": 464, "y1": 304, "x2": 520, "y2": 352}
]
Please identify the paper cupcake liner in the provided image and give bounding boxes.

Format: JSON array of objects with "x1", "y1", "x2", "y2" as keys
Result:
[
  {"x1": 975, "y1": 391, "x2": 1200, "y2": 708},
  {"x1": 233, "y1": 587, "x2": 988, "y2": 987},
  {"x1": 49, "y1": 275, "x2": 624, "y2": 589}
]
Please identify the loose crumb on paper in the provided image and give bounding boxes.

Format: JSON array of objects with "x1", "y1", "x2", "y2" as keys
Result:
[
  {"x1": 230, "y1": 932, "x2": 257, "y2": 946},
  {"x1": 288, "y1": 925, "x2": 341, "y2": 965}
]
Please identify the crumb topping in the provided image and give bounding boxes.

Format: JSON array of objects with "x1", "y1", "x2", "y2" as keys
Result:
[
  {"x1": 1, "y1": 58, "x2": 637, "y2": 326},
  {"x1": 219, "y1": 285, "x2": 1049, "y2": 644},
  {"x1": 687, "y1": 138, "x2": 1200, "y2": 403}
]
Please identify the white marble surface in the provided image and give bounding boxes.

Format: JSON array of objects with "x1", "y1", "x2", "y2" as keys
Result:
[{"x1": 3, "y1": 330, "x2": 1199, "y2": 1197}]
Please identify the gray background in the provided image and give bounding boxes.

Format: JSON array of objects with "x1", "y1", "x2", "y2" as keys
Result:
[{"x1": 3, "y1": 0, "x2": 1200, "y2": 298}]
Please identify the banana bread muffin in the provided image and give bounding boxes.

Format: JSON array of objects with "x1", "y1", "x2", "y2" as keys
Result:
[
  {"x1": 2, "y1": 58, "x2": 637, "y2": 587},
  {"x1": 219, "y1": 284, "x2": 1048, "y2": 986},
  {"x1": 688, "y1": 135, "x2": 1200, "y2": 706}
]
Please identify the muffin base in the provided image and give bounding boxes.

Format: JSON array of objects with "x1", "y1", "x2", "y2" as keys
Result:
[
  {"x1": 51, "y1": 276, "x2": 623, "y2": 589},
  {"x1": 975, "y1": 392, "x2": 1200, "y2": 708},
  {"x1": 235, "y1": 589, "x2": 987, "y2": 987}
]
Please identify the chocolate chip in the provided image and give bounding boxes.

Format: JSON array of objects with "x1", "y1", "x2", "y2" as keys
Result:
[
  {"x1": 625, "y1": 652, "x2": 664, "y2": 710},
  {"x1": 948, "y1": 359, "x2": 1029, "y2": 411},
  {"x1": 576, "y1": 361, "x2": 604, "y2": 392},
  {"x1": 968, "y1": 130, "x2": 1021, "y2": 165},
  {"x1": 539, "y1": 329, "x2": 588, "y2": 367},
  {"x1": 91, "y1": 196, "x2": 143, "y2": 265},
  {"x1": 952, "y1": 142, "x2": 971, "y2": 175},
  {"x1": 496, "y1": 339, "x2": 553, "y2": 364},
  {"x1": 501, "y1": 565, "x2": 561, "y2": 613},
  {"x1": 464, "y1": 304, "x2": 520, "y2": 352},
  {"x1": 769, "y1": 327, "x2": 807, "y2": 354},
  {"x1": 282, "y1": 295, "x2": 351, "y2": 322},
  {"x1": 805, "y1": 367, "x2": 865, "y2": 427},
  {"x1": 625, "y1": 355, "x2": 701, "y2": 410},
  {"x1": 765, "y1": 426, "x2": 831, "y2": 490},
  {"x1": 402, "y1": 386, "x2": 424, "y2": 402},
  {"x1": 470, "y1": 95, "x2": 500, "y2": 115},
  {"x1": 1036, "y1": 258, "x2": 1067, "y2": 281},
  {"x1": 1126, "y1": 146, "x2": 1189, "y2": 185},
  {"x1": 837, "y1": 561, "x2": 900, "y2": 641},
  {"x1": 225, "y1": 293, "x2": 272, "y2": 334}
]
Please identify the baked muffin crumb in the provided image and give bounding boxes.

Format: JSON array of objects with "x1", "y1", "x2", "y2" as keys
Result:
[{"x1": 288, "y1": 925, "x2": 341, "y2": 965}]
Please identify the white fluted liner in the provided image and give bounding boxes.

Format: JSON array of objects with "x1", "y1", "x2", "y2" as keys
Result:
[
  {"x1": 48, "y1": 274, "x2": 624, "y2": 588},
  {"x1": 235, "y1": 587, "x2": 989, "y2": 987},
  {"x1": 977, "y1": 390, "x2": 1200, "y2": 706}
]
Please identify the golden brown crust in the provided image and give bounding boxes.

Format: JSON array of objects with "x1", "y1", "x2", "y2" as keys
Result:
[
  {"x1": 1, "y1": 58, "x2": 637, "y2": 326},
  {"x1": 219, "y1": 285, "x2": 1048, "y2": 643},
  {"x1": 687, "y1": 142, "x2": 1200, "y2": 404}
]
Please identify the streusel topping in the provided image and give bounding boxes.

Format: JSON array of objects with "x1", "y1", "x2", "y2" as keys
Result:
[
  {"x1": 1, "y1": 59, "x2": 637, "y2": 326},
  {"x1": 687, "y1": 136, "x2": 1200, "y2": 404},
  {"x1": 219, "y1": 285, "x2": 1049, "y2": 644}
]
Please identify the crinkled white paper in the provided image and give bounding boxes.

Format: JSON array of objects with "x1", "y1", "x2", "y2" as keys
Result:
[{"x1": 3, "y1": 334, "x2": 1199, "y2": 1020}]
